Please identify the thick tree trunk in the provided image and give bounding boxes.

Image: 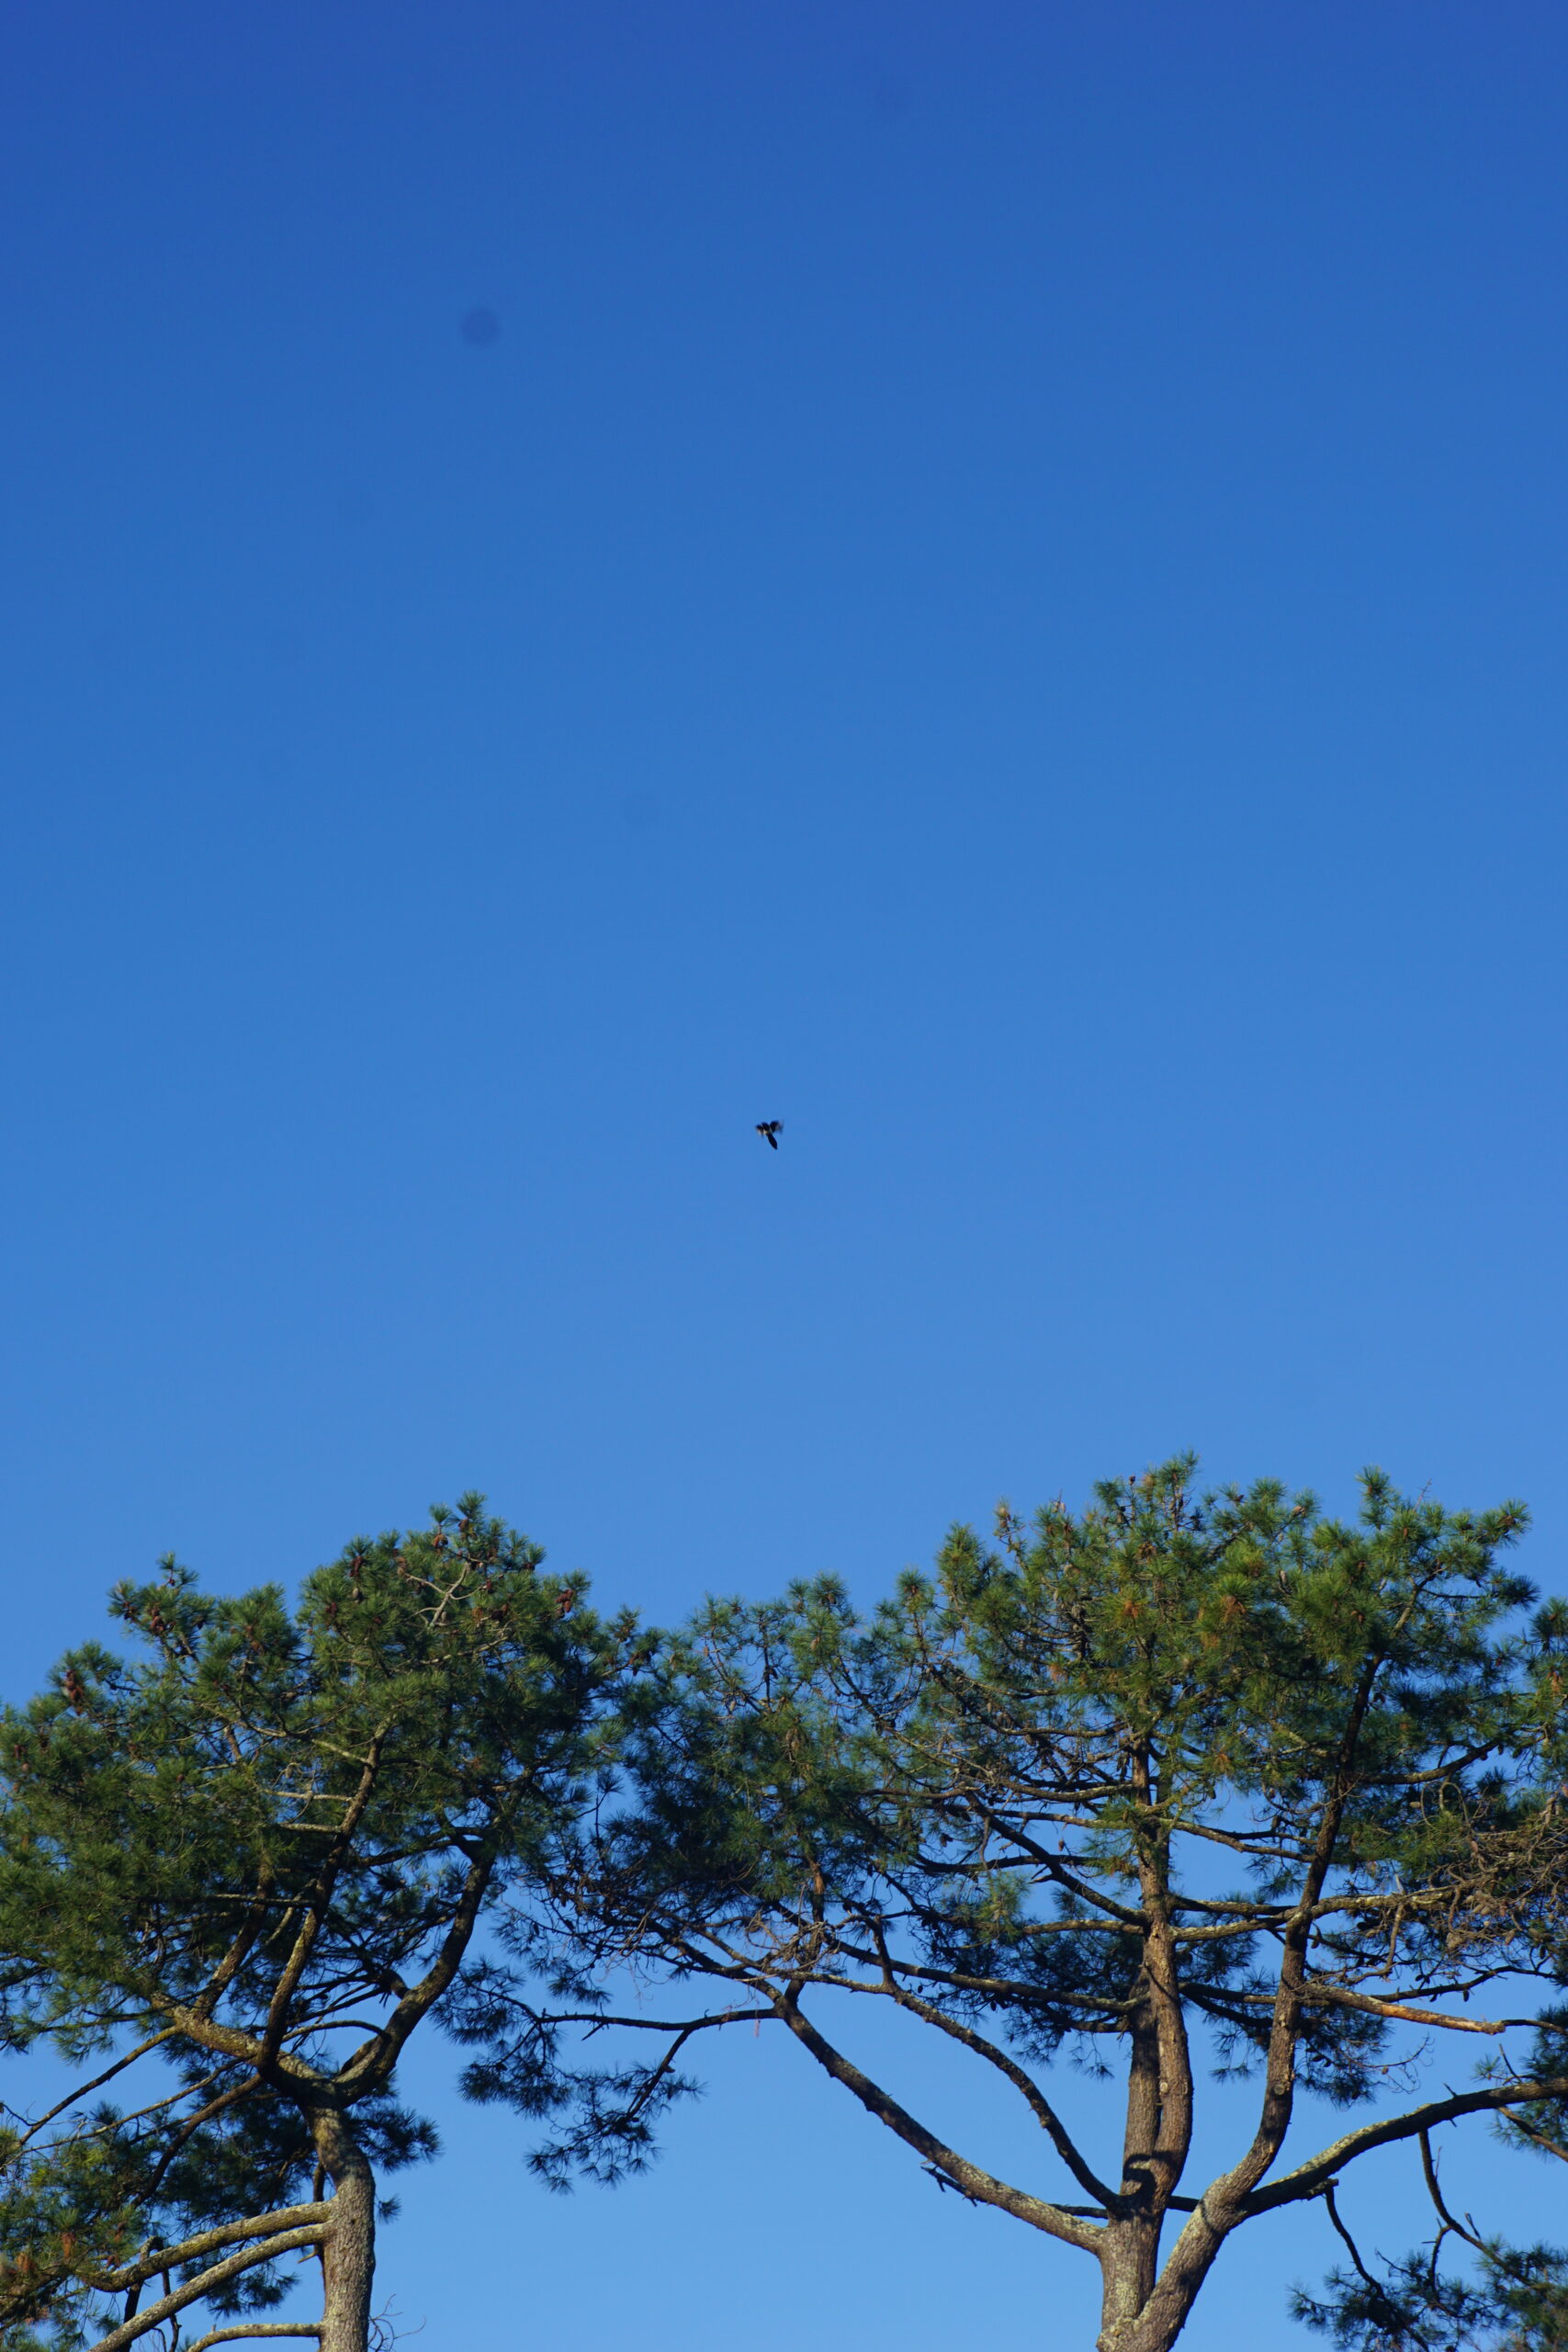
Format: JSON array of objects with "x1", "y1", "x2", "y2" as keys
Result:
[
  {"x1": 309, "y1": 2111, "x2": 376, "y2": 2352},
  {"x1": 1095, "y1": 2202, "x2": 1235, "y2": 2352},
  {"x1": 1097, "y1": 2221, "x2": 1160, "y2": 2352}
]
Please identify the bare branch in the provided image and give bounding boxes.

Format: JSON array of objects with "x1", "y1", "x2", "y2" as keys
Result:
[
  {"x1": 1323, "y1": 2181, "x2": 1404, "y2": 2310},
  {"x1": 11, "y1": 2030, "x2": 181, "y2": 2154},
  {"x1": 1224, "y1": 1982, "x2": 1529, "y2": 2037},
  {"x1": 1244, "y1": 2074, "x2": 1568, "y2": 2217},
  {"x1": 538, "y1": 2005, "x2": 773, "y2": 2036},
  {"x1": 774, "y1": 1981, "x2": 1104, "y2": 2254},
  {"x1": 1418, "y1": 2126, "x2": 1488, "y2": 2256},
  {"x1": 86, "y1": 2204, "x2": 334, "y2": 2296},
  {"x1": 85, "y1": 2224, "x2": 331, "y2": 2352},
  {"x1": 182, "y1": 2332, "x2": 322, "y2": 2352},
  {"x1": 826, "y1": 1966, "x2": 1125, "y2": 2212}
]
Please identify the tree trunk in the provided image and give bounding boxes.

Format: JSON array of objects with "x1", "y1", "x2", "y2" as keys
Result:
[
  {"x1": 1097, "y1": 2220, "x2": 1160, "y2": 2352},
  {"x1": 310, "y1": 2110, "x2": 376, "y2": 2352},
  {"x1": 1096, "y1": 2202, "x2": 1235, "y2": 2352}
]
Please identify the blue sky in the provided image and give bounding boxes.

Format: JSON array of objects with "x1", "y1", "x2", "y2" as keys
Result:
[{"x1": 3, "y1": 5, "x2": 1566, "y2": 2344}]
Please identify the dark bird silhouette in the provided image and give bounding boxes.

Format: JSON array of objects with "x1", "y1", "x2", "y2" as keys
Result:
[{"x1": 755, "y1": 1120, "x2": 783, "y2": 1149}]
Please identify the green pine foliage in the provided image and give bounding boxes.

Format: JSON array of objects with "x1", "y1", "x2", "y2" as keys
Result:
[
  {"x1": 4, "y1": 1463, "x2": 1564, "y2": 2352},
  {"x1": 1294, "y1": 2222, "x2": 1568, "y2": 2351},
  {"x1": 0, "y1": 1498, "x2": 637, "y2": 2352},
  {"x1": 1292, "y1": 2059, "x2": 1568, "y2": 2348},
  {"x1": 485, "y1": 1460, "x2": 1568, "y2": 2352}
]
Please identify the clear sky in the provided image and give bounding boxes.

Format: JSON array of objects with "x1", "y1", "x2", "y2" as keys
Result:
[{"x1": 3, "y1": 5, "x2": 1567, "y2": 2346}]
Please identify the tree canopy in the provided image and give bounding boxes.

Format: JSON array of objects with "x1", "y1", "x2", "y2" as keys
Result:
[
  {"x1": 0, "y1": 1498, "x2": 635, "y2": 2352},
  {"x1": 4, "y1": 1462, "x2": 1567, "y2": 2352},
  {"x1": 476, "y1": 1460, "x2": 1568, "y2": 2352}
]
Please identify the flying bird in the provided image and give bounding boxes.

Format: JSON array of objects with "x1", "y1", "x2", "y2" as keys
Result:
[{"x1": 755, "y1": 1120, "x2": 783, "y2": 1149}]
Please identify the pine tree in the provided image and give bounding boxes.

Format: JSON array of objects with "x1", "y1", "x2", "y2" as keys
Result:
[
  {"x1": 0, "y1": 1498, "x2": 636, "y2": 2352},
  {"x1": 473, "y1": 1461, "x2": 1568, "y2": 2352}
]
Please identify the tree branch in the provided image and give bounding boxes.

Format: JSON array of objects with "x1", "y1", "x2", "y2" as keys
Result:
[
  {"x1": 1323, "y1": 2181, "x2": 1402, "y2": 2311},
  {"x1": 86, "y1": 2204, "x2": 335, "y2": 2295},
  {"x1": 1243, "y1": 2074, "x2": 1568, "y2": 2216},
  {"x1": 1226, "y1": 1982, "x2": 1527, "y2": 2036},
  {"x1": 11, "y1": 2030, "x2": 180, "y2": 2154},
  {"x1": 1417, "y1": 2126, "x2": 1487, "y2": 2255},
  {"x1": 337, "y1": 1854, "x2": 492, "y2": 2094},
  {"x1": 261, "y1": 1741, "x2": 386, "y2": 2073},
  {"x1": 773, "y1": 1981, "x2": 1104, "y2": 2254},
  {"x1": 182, "y1": 2331, "x2": 322, "y2": 2352},
  {"x1": 1218, "y1": 1657, "x2": 1383, "y2": 2207},
  {"x1": 85, "y1": 2225, "x2": 331, "y2": 2352},
  {"x1": 829, "y1": 1965, "x2": 1125, "y2": 2212}
]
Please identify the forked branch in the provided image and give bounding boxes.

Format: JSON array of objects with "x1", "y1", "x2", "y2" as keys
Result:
[{"x1": 85, "y1": 2224, "x2": 331, "y2": 2352}]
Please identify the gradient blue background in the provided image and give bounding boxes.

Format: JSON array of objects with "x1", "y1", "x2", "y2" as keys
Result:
[{"x1": 3, "y1": 5, "x2": 1566, "y2": 2344}]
